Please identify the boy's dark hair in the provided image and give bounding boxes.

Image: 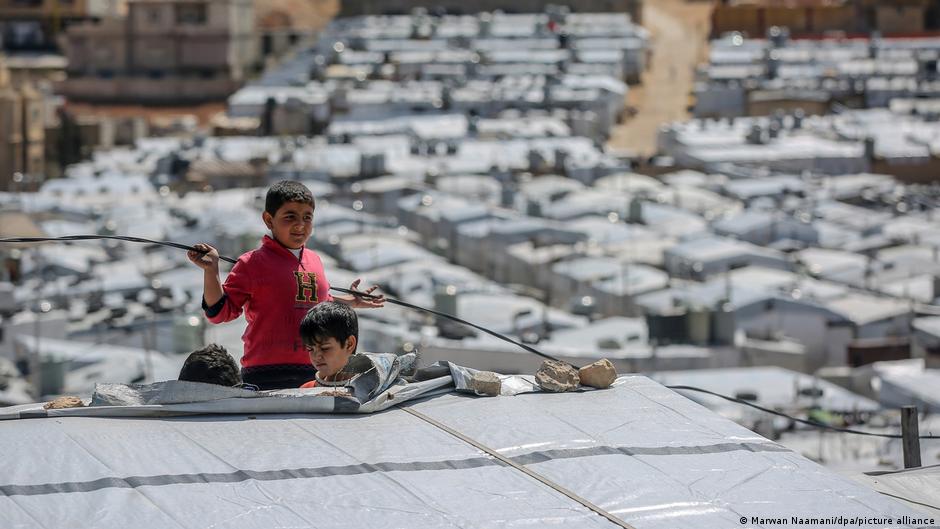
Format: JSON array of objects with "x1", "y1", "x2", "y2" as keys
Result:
[
  {"x1": 265, "y1": 180, "x2": 315, "y2": 216},
  {"x1": 178, "y1": 344, "x2": 241, "y2": 386},
  {"x1": 299, "y1": 302, "x2": 358, "y2": 352}
]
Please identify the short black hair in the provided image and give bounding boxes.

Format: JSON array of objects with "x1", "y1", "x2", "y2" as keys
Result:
[
  {"x1": 299, "y1": 302, "x2": 358, "y2": 352},
  {"x1": 265, "y1": 180, "x2": 315, "y2": 216},
  {"x1": 178, "y1": 344, "x2": 241, "y2": 386}
]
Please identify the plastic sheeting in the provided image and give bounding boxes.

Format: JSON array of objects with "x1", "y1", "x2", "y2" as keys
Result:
[
  {"x1": 855, "y1": 465, "x2": 940, "y2": 518},
  {"x1": 0, "y1": 375, "x2": 928, "y2": 529}
]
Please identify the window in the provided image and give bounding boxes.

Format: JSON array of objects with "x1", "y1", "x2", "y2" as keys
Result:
[
  {"x1": 147, "y1": 8, "x2": 161, "y2": 23},
  {"x1": 175, "y1": 3, "x2": 207, "y2": 24}
]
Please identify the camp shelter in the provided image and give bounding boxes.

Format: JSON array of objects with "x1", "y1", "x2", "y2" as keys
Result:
[{"x1": 0, "y1": 371, "x2": 928, "y2": 529}]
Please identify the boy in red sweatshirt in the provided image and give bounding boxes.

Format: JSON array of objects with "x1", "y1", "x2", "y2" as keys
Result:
[{"x1": 187, "y1": 180, "x2": 384, "y2": 389}]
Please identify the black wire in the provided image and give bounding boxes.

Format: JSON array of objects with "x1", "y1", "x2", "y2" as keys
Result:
[
  {"x1": 667, "y1": 385, "x2": 940, "y2": 440},
  {"x1": 4, "y1": 234, "x2": 939, "y2": 441},
  {"x1": 331, "y1": 286, "x2": 561, "y2": 363},
  {"x1": 0, "y1": 235, "x2": 239, "y2": 264}
]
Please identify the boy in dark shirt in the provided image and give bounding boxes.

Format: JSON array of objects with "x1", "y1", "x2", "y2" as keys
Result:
[{"x1": 298, "y1": 302, "x2": 360, "y2": 388}]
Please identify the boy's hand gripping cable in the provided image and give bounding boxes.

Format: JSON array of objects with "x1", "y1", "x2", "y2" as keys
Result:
[{"x1": 1, "y1": 234, "x2": 939, "y2": 440}]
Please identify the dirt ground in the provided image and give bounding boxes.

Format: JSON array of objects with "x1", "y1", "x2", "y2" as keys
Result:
[
  {"x1": 255, "y1": 0, "x2": 338, "y2": 30},
  {"x1": 607, "y1": 0, "x2": 713, "y2": 157},
  {"x1": 64, "y1": 102, "x2": 227, "y2": 128}
]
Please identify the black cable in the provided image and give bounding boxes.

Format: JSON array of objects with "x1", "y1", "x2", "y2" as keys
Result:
[
  {"x1": 330, "y1": 286, "x2": 561, "y2": 363},
  {"x1": 667, "y1": 385, "x2": 940, "y2": 440},
  {"x1": 4, "y1": 234, "x2": 939, "y2": 440},
  {"x1": 0, "y1": 235, "x2": 239, "y2": 264}
]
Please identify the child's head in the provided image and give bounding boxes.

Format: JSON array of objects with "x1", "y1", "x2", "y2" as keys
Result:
[
  {"x1": 263, "y1": 180, "x2": 316, "y2": 249},
  {"x1": 299, "y1": 302, "x2": 358, "y2": 380},
  {"x1": 178, "y1": 344, "x2": 241, "y2": 386}
]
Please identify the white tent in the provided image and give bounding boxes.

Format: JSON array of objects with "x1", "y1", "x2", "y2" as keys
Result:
[{"x1": 0, "y1": 373, "x2": 928, "y2": 529}]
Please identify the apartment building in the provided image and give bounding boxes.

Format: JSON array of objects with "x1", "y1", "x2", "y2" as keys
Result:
[
  {"x1": 0, "y1": 54, "x2": 45, "y2": 191},
  {"x1": 58, "y1": 0, "x2": 257, "y2": 103},
  {"x1": 0, "y1": 0, "x2": 122, "y2": 50},
  {"x1": 711, "y1": 0, "x2": 940, "y2": 38}
]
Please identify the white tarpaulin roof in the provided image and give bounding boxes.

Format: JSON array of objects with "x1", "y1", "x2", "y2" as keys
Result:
[
  {"x1": 854, "y1": 465, "x2": 940, "y2": 518},
  {"x1": 0, "y1": 375, "x2": 928, "y2": 529}
]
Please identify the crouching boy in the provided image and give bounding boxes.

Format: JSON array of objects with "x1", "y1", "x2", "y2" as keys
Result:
[{"x1": 298, "y1": 302, "x2": 360, "y2": 388}]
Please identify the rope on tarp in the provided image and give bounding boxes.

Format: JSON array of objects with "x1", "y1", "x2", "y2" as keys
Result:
[{"x1": 401, "y1": 406, "x2": 638, "y2": 529}]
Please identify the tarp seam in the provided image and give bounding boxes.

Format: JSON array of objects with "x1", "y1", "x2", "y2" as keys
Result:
[
  {"x1": 0, "y1": 441, "x2": 791, "y2": 498},
  {"x1": 400, "y1": 406, "x2": 639, "y2": 529}
]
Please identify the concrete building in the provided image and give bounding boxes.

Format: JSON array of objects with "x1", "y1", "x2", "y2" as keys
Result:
[
  {"x1": 59, "y1": 0, "x2": 256, "y2": 103},
  {"x1": 710, "y1": 0, "x2": 940, "y2": 38},
  {"x1": 0, "y1": 53, "x2": 45, "y2": 191},
  {"x1": 0, "y1": 0, "x2": 122, "y2": 50}
]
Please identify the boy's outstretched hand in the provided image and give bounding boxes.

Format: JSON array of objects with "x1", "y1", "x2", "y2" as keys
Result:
[
  {"x1": 187, "y1": 243, "x2": 220, "y2": 273},
  {"x1": 346, "y1": 278, "x2": 385, "y2": 309}
]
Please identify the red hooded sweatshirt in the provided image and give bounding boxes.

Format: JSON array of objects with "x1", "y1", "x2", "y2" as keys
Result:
[{"x1": 204, "y1": 235, "x2": 333, "y2": 368}]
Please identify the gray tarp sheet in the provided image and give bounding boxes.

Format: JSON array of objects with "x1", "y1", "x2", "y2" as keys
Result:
[
  {"x1": 856, "y1": 465, "x2": 940, "y2": 518},
  {"x1": 0, "y1": 370, "x2": 932, "y2": 528}
]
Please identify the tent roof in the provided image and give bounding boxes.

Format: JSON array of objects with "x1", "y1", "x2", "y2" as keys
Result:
[
  {"x1": 855, "y1": 465, "x2": 940, "y2": 518},
  {"x1": 0, "y1": 376, "x2": 922, "y2": 529}
]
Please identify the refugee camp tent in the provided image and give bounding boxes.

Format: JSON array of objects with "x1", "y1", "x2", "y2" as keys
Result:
[{"x1": 0, "y1": 366, "x2": 928, "y2": 529}]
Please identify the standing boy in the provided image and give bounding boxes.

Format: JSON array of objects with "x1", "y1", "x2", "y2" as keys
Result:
[{"x1": 187, "y1": 180, "x2": 384, "y2": 389}]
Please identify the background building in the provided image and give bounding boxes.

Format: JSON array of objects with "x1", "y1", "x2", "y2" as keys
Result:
[
  {"x1": 711, "y1": 0, "x2": 940, "y2": 38},
  {"x1": 58, "y1": 0, "x2": 257, "y2": 104},
  {"x1": 0, "y1": 53, "x2": 45, "y2": 191},
  {"x1": 0, "y1": 0, "x2": 123, "y2": 51}
]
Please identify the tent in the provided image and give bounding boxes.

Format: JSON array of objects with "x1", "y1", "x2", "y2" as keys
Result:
[{"x1": 0, "y1": 364, "x2": 929, "y2": 529}]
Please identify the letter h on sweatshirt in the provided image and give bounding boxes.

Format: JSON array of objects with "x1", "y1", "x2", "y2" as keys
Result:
[{"x1": 294, "y1": 271, "x2": 319, "y2": 303}]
